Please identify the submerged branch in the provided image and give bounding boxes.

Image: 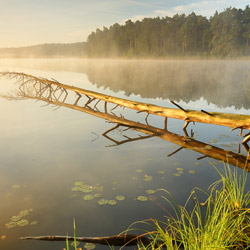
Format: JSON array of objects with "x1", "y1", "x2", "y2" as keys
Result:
[{"x1": 19, "y1": 234, "x2": 153, "y2": 246}]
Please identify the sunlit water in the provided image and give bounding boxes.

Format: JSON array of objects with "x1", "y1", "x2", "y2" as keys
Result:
[{"x1": 0, "y1": 58, "x2": 250, "y2": 250}]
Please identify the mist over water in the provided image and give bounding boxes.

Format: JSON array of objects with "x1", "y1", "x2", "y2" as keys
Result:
[{"x1": 1, "y1": 58, "x2": 250, "y2": 110}]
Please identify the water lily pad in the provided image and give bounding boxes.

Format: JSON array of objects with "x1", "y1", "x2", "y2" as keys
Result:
[
  {"x1": 94, "y1": 193, "x2": 102, "y2": 198},
  {"x1": 113, "y1": 181, "x2": 118, "y2": 185},
  {"x1": 157, "y1": 171, "x2": 165, "y2": 174},
  {"x1": 174, "y1": 163, "x2": 180, "y2": 166},
  {"x1": 131, "y1": 177, "x2": 138, "y2": 181},
  {"x1": 83, "y1": 195, "x2": 95, "y2": 201},
  {"x1": 5, "y1": 222, "x2": 17, "y2": 229},
  {"x1": 17, "y1": 219, "x2": 28, "y2": 227},
  {"x1": 98, "y1": 199, "x2": 109, "y2": 205},
  {"x1": 136, "y1": 169, "x2": 143, "y2": 173},
  {"x1": 84, "y1": 242, "x2": 96, "y2": 250},
  {"x1": 116, "y1": 195, "x2": 125, "y2": 201},
  {"x1": 146, "y1": 190, "x2": 155, "y2": 194},
  {"x1": 72, "y1": 187, "x2": 82, "y2": 192},
  {"x1": 188, "y1": 170, "x2": 196, "y2": 174},
  {"x1": 11, "y1": 215, "x2": 21, "y2": 222},
  {"x1": 194, "y1": 162, "x2": 200, "y2": 165},
  {"x1": 79, "y1": 187, "x2": 93, "y2": 193},
  {"x1": 108, "y1": 200, "x2": 117, "y2": 205},
  {"x1": 176, "y1": 168, "x2": 184, "y2": 171},
  {"x1": 11, "y1": 185, "x2": 21, "y2": 189},
  {"x1": 30, "y1": 221, "x2": 38, "y2": 225},
  {"x1": 71, "y1": 241, "x2": 80, "y2": 247},
  {"x1": 137, "y1": 196, "x2": 148, "y2": 202},
  {"x1": 74, "y1": 181, "x2": 84, "y2": 187},
  {"x1": 94, "y1": 186, "x2": 104, "y2": 192},
  {"x1": 173, "y1": 173, "x2": 181, "y2": 176},
  {"x1": 19, "y1": 210, "x2": 29, "y2": 217},
  {"x1": 144, "y1": 175, "x2": 152, "y2": 181}
]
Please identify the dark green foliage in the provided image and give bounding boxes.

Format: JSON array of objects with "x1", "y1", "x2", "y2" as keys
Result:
[{"x1": 86, "y1": 6, "x2": 250, "y2": 57}]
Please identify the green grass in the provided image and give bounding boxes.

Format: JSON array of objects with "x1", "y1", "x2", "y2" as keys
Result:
[{"x1": 128, "y1": 165, "x2": 250, "y2": 249}]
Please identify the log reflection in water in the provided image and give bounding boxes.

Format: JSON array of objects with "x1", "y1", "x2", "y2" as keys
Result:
[{"x1": 1, "y1": 71, "x2": 250, "y2": 171}]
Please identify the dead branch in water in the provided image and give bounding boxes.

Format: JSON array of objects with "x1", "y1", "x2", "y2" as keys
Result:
[
  {"x1": 1, "y1": 71, "x2": 250, "y2": 143},
  {"x1": 19, "y1": 233, "x2": 154, "y2": 247}
]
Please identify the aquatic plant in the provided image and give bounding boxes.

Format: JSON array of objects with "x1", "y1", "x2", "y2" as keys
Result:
[{"x1": 129, "y1": 165, "x2": 250, "y2": 249}]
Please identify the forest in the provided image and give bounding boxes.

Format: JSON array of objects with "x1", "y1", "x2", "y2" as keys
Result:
[
  {"x1": 86, "y1": 6, "x2": 250, "y2": 57},
  {"x1": 0, "y1": 42, "x2": 86, "y2": 58}
]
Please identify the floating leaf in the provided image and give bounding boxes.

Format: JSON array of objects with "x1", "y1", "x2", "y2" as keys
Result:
[
  {"x1": 17, "y1": 219, "x2": 28, "y2": 227},
  {"x1": 112, "y1": 188, "x2": 117, "y2": 190},
  {"x1": 83, "y1": 195, "x2": 95, "y2": 201},
  {"x1": 113, "y1": 181, "x2": 118, "y2": 185},
  {"x1": 136, "y1": 169, "x2": 143, "y2": 173},
  {"x1": 11, "y1": 215, "x2": 21, "y2": 222},
  {"x1": 147, "y1": 158, "x2": 153, "y2": 161},
  {"x1": 174, "y1": 163, "x2": 180, "y2": 166},
  {"x1": 5, "y1": 222, "x2": 17, "y2": 229},
  {"x1": 84, "y1": 243, "x2": 96, "y2": 250},
  {"x1": 146, "y1": 190, "x2": 155, "y2": 194},
  {"x1": 157, "y1": 171, "x2": 165, "y2": 174},
  {"x1": 137, "y1": 196, "x2": 148, "y2": 202},
  {"x1": 94, "y1": 186, "x2": 104, "y2": 192},
  {"x1": 94, "y1": 193, "x2": 102, "y2": 198},
  {"x1": 176, "y1": 168, "x2": 184, "y2": 171},
  {"x1": 98, "y1": 199, "x2": 109, "y2": 205},
  {"x1": 131, "y1": 177, "x2": 138, "y2": 181},
  {"x1": 19, "y1": 210, "x2": 29, "y2": 217},
  {"x1": 194, "y1": 162, "x2": 200, "y2": 165},
  {"x1": 74, "y1": 181, "x2": 84, "y2": 187},
  {"x1": 71, "y1": 241, "x2": 80, "y2": 247},
  {"x1": 188, "y1": 170, "x2": 196, "y2": 174},
  {"x1": 173, "y1": 173, "x2": 181, "y2": 176},
  {"x1": 211, "y1": 139, "x2": 218, "y2": 143},
  {"x1": 79, "y1": 187, "x2": 93, "y2": 193},
  {"x1": 170, "y1": 146, "x2": 177, "y2": 149},
  {"x1": 72, "y1": 187, "x2": 82, "y2": 192},
  {"x1": 116, "y1": 195, "x2": 125, "y2": 201},
  {"x1": 30, "y1": 221, "x2": 38, "y2": 226},
  {"x1": 108, "y1": 200, "x2": 117, "y2": 205},
  {"x1": 144, "y1": 175, "x2": 152, "y2": 181},
  {"x1": 11, "y1": 185, "x2": 21, "y2": 189}
]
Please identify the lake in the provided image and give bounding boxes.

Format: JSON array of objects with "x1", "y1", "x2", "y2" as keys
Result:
[{"x1": 0, "y1": 58, "x2": 250, "y2": 250}]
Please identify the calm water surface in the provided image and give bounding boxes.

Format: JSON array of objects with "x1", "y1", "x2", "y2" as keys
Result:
[{"x1": 0, "y1": 59, "x2": 250, "y2": 250}]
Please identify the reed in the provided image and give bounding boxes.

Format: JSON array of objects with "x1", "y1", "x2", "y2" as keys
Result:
[{"x1": 127, "y1": 165, "x2": 250, "y2": 249}]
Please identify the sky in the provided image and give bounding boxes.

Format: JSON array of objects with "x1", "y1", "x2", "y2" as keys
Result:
[{"x1": 0, "y1": 0, "x2": 249, "y2": 48}]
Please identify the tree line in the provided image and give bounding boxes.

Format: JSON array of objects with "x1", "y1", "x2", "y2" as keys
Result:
[
  {"x1": 0, "y1": 42, "x2": 86, "y2": 58},
  {"x1": 86, "y1": 6, "x2": 250, "y2": 57}
]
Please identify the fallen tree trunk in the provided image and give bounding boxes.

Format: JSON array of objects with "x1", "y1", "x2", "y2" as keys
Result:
[
  {"x1": 1, "y1": 71, "x2": 250, "y2": 133},
  {"x1": 8, "y1": 93, "x2": 250, "y2": 171},
  {"x1": 19, "y1": 233, "x2": 153, "y2": 246}
]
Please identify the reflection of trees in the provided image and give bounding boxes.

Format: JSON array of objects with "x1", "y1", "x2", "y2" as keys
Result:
[
  {"x1": 1, "y1": 72, "x2": 250, "y2": 171},
  {"x1": 4, "y1": 59, "x2": 250, "y2": 109},
  {"x1": 84, "y1": 60, "x2": 250, "y2": 109}
]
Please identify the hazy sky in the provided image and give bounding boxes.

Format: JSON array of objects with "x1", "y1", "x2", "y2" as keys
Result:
[{"x1": 0, "y1": 0, "x2": 249, "y2": 48}]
